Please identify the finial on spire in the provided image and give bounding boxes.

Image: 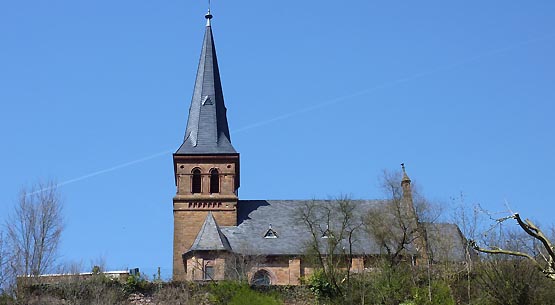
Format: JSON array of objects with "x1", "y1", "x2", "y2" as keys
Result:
[
  {"x1": 205, "y1": 8, "x2": 213, "y2": 27},
  {"x1": 401, "y1": 163, "x2": 411, "y2": 183}
]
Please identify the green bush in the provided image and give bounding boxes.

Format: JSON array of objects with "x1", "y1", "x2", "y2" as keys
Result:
[
  {"x1": 229, "y1": 286, "x2": 281, "y2": 305},
  {"x1": 0, "y1": 293, "x2": 14, "y2": 305},
  {"x1": 124, "y1": 273, "x2": 151, "y2": 294},
  {"x1": 412, "y1": 281, "x2": 455, "y2": 305},
  {"x1": 368, "y1": 264, "x2": 413, "y2": 305},
  {"x1": 210, "y1": 281, "x2": 282, "y2": 305},
  {"x1": 305, "y1": 269, "x2": 339, "y2": 300}
]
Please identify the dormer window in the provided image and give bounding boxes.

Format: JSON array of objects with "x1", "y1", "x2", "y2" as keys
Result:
[
  {"x1": 321, "y1": 225, "x2": 332, "y2": 239},
  {"x1": 192, "y1": 168, "x2": 201, "y2": 194},
  {"x1": 202, "y1": 95, "x2": 213, "y2": 105},
  {"x1": 210, "y1": 168, "x2": 219, "y2": 193},
  {"x1": 264, "y1": 224, "x2": 278, "y2": 239}
]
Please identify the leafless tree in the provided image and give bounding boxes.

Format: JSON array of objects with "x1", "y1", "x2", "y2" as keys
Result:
[
  {"x1": 224, "y1": 245, "x2": 265, "y2": 283},
  {"x1": 450, "y1": 194, "x2": 482, "y2": 304},
  {"x1": 364, "y1": 169, "x2": 435, "y2": 266},
  {"x1": 471, "y1": 212, "x2": 555, "y2": 281},
  {"x1": 0, "y1": 232, "x2": 7, "y2": 292},
  {"x1": 297, "y1": 196, "x2": 360, "y2": 295},
  {"x1": 363, "y1": 168, "x2": 450, "y2": 304},
  {"x1": 4, "y1": 181, "x2": 64, "y2": 288}
]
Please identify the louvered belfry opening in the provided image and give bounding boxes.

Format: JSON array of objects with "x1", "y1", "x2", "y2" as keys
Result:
[
  {"x1": 210, "y1": 168, "x2": 220, "y2": 193},
  {"x1": 192, "y1": 168, "x2": 202, "y2": 193}
]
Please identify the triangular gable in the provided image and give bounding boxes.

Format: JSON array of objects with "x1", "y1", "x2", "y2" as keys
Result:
[{"x1": 185, "y1": 212, "x2": 231, "y2": 255}]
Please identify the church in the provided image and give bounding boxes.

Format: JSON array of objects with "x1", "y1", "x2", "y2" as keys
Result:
[{"x1": 171, "y1": 11, "x2": 467, "y2": 285}]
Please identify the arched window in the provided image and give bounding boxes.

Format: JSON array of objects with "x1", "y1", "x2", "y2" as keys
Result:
[
  {"x1": 251, "y1": 269, "x2": 272, "y2": 286},
  {"x1": 210, "y1": 168, "x2": 219, "y2": 193},
  {"x1": 191, "y1": 168, "x2": 201, "y2": 194}
]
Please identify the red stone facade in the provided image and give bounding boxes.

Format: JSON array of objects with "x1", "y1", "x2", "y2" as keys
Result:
[
  {"x1": 172, "y1": 154, "x2": 239, "y2": 281},
  {"x1": 181, "y1": 254, "x2": 372, "y2": 285}
]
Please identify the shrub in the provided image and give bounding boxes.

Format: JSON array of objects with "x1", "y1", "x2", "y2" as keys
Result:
[
  {"x1": 305, "y1": 269, "x2": 339, "y2": 300},
  {"x1": 152, "y1": 282, "x2": 208, "y2": 305},
  {"x1": 229, "y1": 286, "x2": 281, "y2": 305},
  {"x1": 368, "y1": 264, "x2": 413, "y2": 305},
  {"x1": 0, "y1": 293, "x2": 14, "y2": 305},
  {"x1": 412, "y1": 281, "x2": 455, "y2": 305},
  {"x1": 210, "y1": 281, "x2": 282, "y2": 305},
  {"x1": 124, "y1": 273, "x2": 152, "y2": 294}
]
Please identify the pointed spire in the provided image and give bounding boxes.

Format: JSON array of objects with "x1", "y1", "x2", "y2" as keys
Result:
[
  {"x1": 176, "y1": 11, "x2": 236, "y2": 155},
  {"x1": 401, "y1": 163, "x2": 411, "y2": 185}
]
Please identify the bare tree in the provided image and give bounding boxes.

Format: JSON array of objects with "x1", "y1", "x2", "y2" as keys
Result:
[
  {"x1": 297, "y1": 196, "x2": 360, "y2": 296},
  {"x1": 471, "y1": 212, "x2": 555, "y2": 281},
  {"x1": 4, "y1": 181, "x2": 64, "y2": 286},
  {"x1": 450, "y1": 195, "x2": 482, "y2": 304},
  {"x1": 0, "y1": 232, "x2": 6, "y2": 292},
  {"x1": 476, "y1": 257, "x2": 550, "y2": 305},
  {"x1": 363, "y1": 168, "x2": 450, "y2": 304},
  {"x1": 224, "y1": 245, "x2": 265, "y2": 283},
  {"x1": 364, "y1": 169, "x2": 435, "y2": 266}
]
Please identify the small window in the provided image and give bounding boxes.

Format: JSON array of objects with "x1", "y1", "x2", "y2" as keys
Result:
[
  {"x1": 264, "y1": 224, "x2": 278, "y2": 239},
  {"x1": 204, "y1": 265, "x2": 215, "y2": 280},
  {"x1": 210, "y1": 169, "x2": 219, "y2": 193},
  {"x1": 252, "y1": 270, "x2": 272, "y2": 286},
  {"x1": 202, "y1": 95, "x2": 213, "y2": 105},
  {"x1": 192, "y1": 168, "x2": 201, "y2": 193}
]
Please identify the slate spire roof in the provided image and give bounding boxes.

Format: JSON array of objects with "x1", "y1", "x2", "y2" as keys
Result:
[
  {"x1": 186, "y1": 212, "x2": 231, "y2": 254},
  {"x1": 176, "y1": 11, "x2": 236, "y2": 155}
]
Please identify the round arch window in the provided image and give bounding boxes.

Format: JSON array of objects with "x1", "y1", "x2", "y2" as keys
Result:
[
  {"x1": 251, "y1": 269, "x2": 272, "y2": 286},
  {"x1": 209, "y1": 168, "x2": 219, "y2": 193},
  {"x1": 191, "y1": 168, "x2": 202, "y2": 194}
]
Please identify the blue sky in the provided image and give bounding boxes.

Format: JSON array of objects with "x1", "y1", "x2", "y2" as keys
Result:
[{"x1": 1, "y1": 1, "x2": 554, "y2": 279}]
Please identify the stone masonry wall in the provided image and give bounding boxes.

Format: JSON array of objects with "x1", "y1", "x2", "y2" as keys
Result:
[
  {"x1": 172, "y1": 155, "x2": 239, "y2": 281},
  {"x1": 173, "y1": 210, "x2": 236, "y2": 281}
]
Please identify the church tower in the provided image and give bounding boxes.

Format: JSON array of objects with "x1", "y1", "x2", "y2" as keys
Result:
[
  {"x1": 400, "y1": 164, "x2": 429, "y2": 263},
  {"x1": 172, "y1": 11, "x2": 240, "y2": 280}
]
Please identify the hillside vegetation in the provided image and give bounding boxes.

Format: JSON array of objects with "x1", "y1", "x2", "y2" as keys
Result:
[{"x1": 3, "y1": 258, "x2": 555, "y2": 305}]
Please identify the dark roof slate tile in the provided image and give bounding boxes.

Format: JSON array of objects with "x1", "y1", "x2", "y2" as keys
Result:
[
  {"x1": 186, "y1": 212, "x2": 231, "y2": 254},
  {"x1": 176, "y1": 18, "x2": 236, "y2": 155}
]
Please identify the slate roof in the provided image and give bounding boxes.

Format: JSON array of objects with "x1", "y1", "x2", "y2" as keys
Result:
[
  {"x1": 182, "y1": 200, "x2": 468, "y2": 262},
  {"x1": 425, "y1": 222, "x2": 471, "y2": 262},
  {"x1": 186, "y1": 212, "x2": 231, "y2": 254},
  {"x1": 220, "y1": 200, "x2": 399, "y2": 256},
  {"x1": 176, "y1": 13, "x2": 236, "y2": 155}
]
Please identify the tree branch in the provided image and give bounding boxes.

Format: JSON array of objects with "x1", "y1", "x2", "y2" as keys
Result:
[{"x1": 513, "y1": 213, "x2": 555, "y2": 260}]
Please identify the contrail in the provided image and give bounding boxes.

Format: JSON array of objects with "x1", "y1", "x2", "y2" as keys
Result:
[
  {"x1": 28, "y1": 150, "x2": 172, "y2": 195},
  {"x1": 33, "y1": 33, "x2": 554, "y2": 194},
  {"x1": 55, "y1": 150, "x2": 173, "y2": 187},
  {"x1": 234, "y1": 33, "x2": 555, "y2": 132}
]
